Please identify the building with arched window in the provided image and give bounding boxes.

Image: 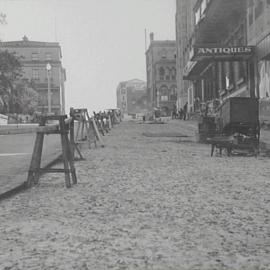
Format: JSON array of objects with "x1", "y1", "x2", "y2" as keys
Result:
[{"x1": 145, "y1": 33, "x2": 177, "y2": 116}]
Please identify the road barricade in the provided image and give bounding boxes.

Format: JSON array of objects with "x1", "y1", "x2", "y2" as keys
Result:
[
  {"x1": 27, "y1": 115, "x2": 77, "y2": 188},
  {"x1": 0, "y1": 107, "x2": 120, "y2": 200},
  {"x1": 71, "y1": 108, "x2": 105, "y2": 148}
]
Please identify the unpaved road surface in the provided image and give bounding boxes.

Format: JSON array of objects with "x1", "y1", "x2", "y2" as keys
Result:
[{"x1": 0, "y1": 120, "x2": 270, "y2": 270}]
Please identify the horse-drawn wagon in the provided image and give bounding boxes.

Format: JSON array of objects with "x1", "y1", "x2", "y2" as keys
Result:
[{"x1": 208, "y1": 97, "x2": 260, "y2": 156}]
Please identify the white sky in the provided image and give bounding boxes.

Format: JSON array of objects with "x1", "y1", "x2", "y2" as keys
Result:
[{"x1": 1, "y1": 0, "x2": 176, "y2": 112}]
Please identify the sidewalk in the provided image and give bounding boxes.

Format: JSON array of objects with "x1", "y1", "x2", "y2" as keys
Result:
[
  {"x1": 260, "y1": 128, "x2": 270, "y2": 151},
  {"x1": 175, "y1": 118, "x2": 270, "y2": 153},
  {"x1": 0, "y1": 120, "x2": 270, "y2": 269}
]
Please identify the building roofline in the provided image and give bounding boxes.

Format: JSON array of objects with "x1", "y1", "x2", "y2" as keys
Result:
[
  {"x1": 146, "y1": 40, "x2": 176, "y2": 54},
  {"x1": 1, "y1": 40, "x2": 61, "y2": 48},
  {"x1": 119, "y1": 78, "x2": 146, "y2": 84}
]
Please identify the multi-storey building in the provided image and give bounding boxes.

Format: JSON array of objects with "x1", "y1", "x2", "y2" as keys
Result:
[
  {"x1": 175, "y1": 0, "x2": 197, "y2": 111},
  {"x1": 247, "y1": 0, "x2": 270, "y2": 123},
  {"x1": 176, "y1": 0, "x2": 254, "y2": 114},
  {"x1": 145, "y1": 33, "x2": 177, "y2": 116},
  {"x1": 1, "y1": 36, "x2": 66, "y2": 114},
  {"x1": 116, "y1": 79, "x2": 147, "y2": 116}
]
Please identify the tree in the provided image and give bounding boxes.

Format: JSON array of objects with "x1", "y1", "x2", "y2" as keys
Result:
[
  {"x1": 0, "y1": 50, "x2": 23, "y2": 113},
  {"x1": 13, "y1": 80, "x2": 39, "y2": 114},
  {"x1": 0, "y1": 50, "x2": 39, "y2": 114}
]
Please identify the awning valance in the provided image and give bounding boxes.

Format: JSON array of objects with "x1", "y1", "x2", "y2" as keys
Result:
[{"x1": 183, "y1": 60, "x2": 210, "y2": 80}]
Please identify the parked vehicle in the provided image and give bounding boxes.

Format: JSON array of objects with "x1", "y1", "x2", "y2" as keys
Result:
[{"x1": 208, "y1": 97, "x2": 260, "y2": 156}]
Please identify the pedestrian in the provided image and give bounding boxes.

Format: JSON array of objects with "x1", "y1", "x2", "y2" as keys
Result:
[
  {"x1": 183, "y1": 102, "x2": 188, "y2": 121},
  {"x1": 172, "y1": 104, "x2": 177, "y2": 119},
  {"x1": 179, "y1": 108, "x2": 183, "y2": 120},
  {"x1": 142, "y1": 115, "x2": 145, "y2": 122}
]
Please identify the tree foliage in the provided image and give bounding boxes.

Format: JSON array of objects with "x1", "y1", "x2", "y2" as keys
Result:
[
  {"x1": 0, "y1": 50, "x2": 39, "y2": 114},
  {"x1": 13, "y1": 80, "x2": 39, "y2": 114}
]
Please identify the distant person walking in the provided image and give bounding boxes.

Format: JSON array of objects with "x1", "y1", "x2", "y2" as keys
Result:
[
  {"x1": 172, "y1": 104, "x2": 177, "y2": 119},
  {"x1": 179, "y1": 108, "x2": 183, "y2": 120},
  {"x1": 142, "y1": 115, "x2": 146, "y2": 122},
  {"x1": 183, "y1": 102, "x2": 188, "y2": 121}
]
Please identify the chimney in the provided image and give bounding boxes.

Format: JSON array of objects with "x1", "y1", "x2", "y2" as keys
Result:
[{"x1": 150, "y1": 32, "x2": 154, "y2": 43}]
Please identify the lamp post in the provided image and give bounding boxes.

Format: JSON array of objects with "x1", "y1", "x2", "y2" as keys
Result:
[{"x1": 46, "y1": 63, "x2": 52, "y2": 114}]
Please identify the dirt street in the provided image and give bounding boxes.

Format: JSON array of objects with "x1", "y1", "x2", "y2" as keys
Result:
[{"x1": 0, "y1": 120, "x2": 270, "y2": 270}]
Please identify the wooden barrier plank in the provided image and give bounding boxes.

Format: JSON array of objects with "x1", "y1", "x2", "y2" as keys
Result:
[{"x1": 0, "y1": 117, "x2": 72, "y2": 135}]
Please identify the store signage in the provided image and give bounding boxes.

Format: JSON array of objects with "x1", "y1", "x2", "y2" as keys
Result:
[{"x1": 192, "y1": 45, "x2": 254, "y2": 60}]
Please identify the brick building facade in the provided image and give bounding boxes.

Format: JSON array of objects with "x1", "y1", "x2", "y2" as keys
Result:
[
  {"x1": 176, "y1": 0, "x2": 253, "y2": 114},
  {"x1": 1, "y1": 36, "x2": 66, "y2": 114},
  {"x1": 145, "y1": 33, "x2": 177, "y2": 116}
]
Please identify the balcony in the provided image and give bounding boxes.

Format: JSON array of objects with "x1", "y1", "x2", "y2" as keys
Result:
[{"x1": 194, "y1": 0, "x2": 246, "y2": 44}]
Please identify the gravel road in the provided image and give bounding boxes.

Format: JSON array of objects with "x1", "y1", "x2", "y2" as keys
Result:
[{"x1": 0, "y1": 120, "x2": 270, "y2": 270}]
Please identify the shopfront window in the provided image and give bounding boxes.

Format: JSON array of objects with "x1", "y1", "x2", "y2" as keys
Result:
[
  {"x1": 229, "y1": 62, "x2": 235, "y2": 88},
  {"x1": 239, "y1": 61, "x2": 247, "y2": 82},
  {"x1": 258, "y1": 60, "x2": 270, "y2": 98}
]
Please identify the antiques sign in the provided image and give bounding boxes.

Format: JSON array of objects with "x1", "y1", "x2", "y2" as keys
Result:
[{"x1": 192, "y1": 46, "x2": 254, "y2": 61}]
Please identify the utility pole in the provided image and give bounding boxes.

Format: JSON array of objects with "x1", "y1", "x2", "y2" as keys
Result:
[{"x1": 46, "y1": 63, "x2": 52, "y2": 114}]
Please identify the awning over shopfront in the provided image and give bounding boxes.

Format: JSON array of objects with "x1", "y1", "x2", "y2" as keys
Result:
[
  {"x1": 191, "y1": 45, "x2": 255, "y2": 62},
  {"x1": 257, "y1": 34, "x2": 270, "y2": 60},
  {"x1": 183, "y1": 60, "x2": 211, "y2": 80}
]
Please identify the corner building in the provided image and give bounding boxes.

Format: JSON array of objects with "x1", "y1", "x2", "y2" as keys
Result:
[
  {"x1": 176, "y1": 0, "x2": 254, "y2": 114},
  {"x1": 1, "y1": 36, "x2": 66, "y2": 114},
  {"x1": 146, "y1": 33, "x2": 177, "y2": 116},
  {"x1": 247, "y1": 0, "x2": 270, "y2": 123}
]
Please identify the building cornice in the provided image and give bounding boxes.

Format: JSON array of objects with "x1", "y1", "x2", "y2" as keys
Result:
[
  {"x1": 146, "y1": 41, "x2": 176, "y2": 54},
  {"x1": 1, "y1": 41, "x2": 60, "y2": 48},
  {"x1": 21, "y1": 60, "x2": 62, "y2": 65}
]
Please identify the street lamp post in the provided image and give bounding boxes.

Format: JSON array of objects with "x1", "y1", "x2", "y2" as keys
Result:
[{"x1": 46, "y1": 63, "x2": 52, "y2": 114}]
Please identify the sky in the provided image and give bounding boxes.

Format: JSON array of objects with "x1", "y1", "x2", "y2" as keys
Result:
[{"x1": 1, "y1": 0, "x2": 176, "y2": 112}]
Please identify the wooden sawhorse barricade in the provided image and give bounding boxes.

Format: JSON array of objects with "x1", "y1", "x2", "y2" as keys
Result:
[
  {"x1": 70, "y1": 108, "x2": 105, "y2": 148},
  {"x1": 27, "y1": 115, "x2": 77, "y2": 188}
]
